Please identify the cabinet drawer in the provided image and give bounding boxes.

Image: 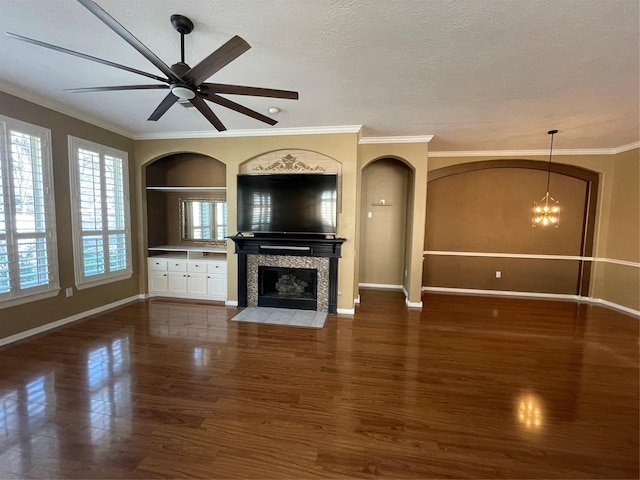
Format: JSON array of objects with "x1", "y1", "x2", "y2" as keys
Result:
[
  {"x1": 207, "y1": 262, "x2": 227, "y2": 274},
  {"x1": 168, "y1": 261, "x2": 188, "y2": 272},
  {"x1": 188, "y1": 262, "x2": 208, "y2": 273},
  {"x1": 148, "y1": 259, "x2": 167, "y2": 271}
]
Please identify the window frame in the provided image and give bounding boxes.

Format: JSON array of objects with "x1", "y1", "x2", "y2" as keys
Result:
[
  {"x1": 0, "y1": 114, "x2": 59, "y2": 309},
  {"x1": 68, "y1": 136, "x2": 132, "y2": 289}
]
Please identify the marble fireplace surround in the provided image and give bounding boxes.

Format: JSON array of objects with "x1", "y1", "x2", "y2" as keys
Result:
[{"x1": 247, "y1": 255, "x2": 330, "y2": 312}]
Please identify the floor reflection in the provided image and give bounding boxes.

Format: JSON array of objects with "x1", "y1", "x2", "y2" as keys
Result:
[
  {"x1": 149, "y1": 303, "x2": 228, "y2": 342},
  {"x1": 517, "y1": 392, "x2": 544, "y2": 430},
  {"x1": 86, "y1": 336, "x2": 132, "y2": 443}
]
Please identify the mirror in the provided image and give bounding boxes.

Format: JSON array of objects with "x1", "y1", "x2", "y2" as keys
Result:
[{"x1": 180, "y1": 197, "x2": 227, "y2": 245}]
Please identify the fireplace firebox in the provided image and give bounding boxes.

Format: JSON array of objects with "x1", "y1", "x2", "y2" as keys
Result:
[{"x1": 258, "y1": 266, "x2": 317, "y2": 310}]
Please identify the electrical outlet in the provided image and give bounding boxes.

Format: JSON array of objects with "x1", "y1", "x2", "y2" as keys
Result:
[
  {"x1": 367, "y1": 212, "x2": 372, "y2": 218},
  {"x1": 65, "y1": 287, "x2": 73, "y2": 297},
  {"x1": 495, "y1": 271, "x2": 502, "y2": 279}
]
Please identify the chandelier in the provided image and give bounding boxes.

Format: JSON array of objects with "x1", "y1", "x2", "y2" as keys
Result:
[{"x1": 532, "y1": 130, "x2": 560, "y2": 227}]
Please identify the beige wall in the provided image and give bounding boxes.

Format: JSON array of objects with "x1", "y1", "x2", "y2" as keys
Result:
[
  {"x1": 135, "y1": 135, "x2": 359, "y2": 311},
  {"x1": 0, "y1": 91, "x2": 139, "y2": 340},
  {"x1": 591, "y1": 148, "x2": 639, "y2": 310}
]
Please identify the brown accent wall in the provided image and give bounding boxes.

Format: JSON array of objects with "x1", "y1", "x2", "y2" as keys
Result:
[
  {"x1": 424, "y1": 167, "x2": 589, "y2": 294},
  {"x1": 0, "y1": 91, "x2": 139, "y2": 340}
]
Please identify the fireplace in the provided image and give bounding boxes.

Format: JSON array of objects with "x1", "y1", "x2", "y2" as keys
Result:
[
  {"x1": 258, "y1": 266, "x2": 318, "y2": 310},
  {"x1": 229, "y1": 235, "x2": 346, "y2": 313}
]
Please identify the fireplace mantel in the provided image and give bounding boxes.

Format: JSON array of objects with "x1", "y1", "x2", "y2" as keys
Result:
[{"x1": 228, "y1": 235, "x2": 346, "y2": 313}]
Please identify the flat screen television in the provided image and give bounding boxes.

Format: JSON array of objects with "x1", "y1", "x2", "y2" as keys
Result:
[{"x1": 237, "y1": 173, "x2": 337, "y2": 235}]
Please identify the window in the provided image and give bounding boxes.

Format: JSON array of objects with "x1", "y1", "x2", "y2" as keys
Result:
[
  {"x1": 0, "y1": 115, "x2": 59, "y2": 308},
  {"x1": 69, "y1": 137, "x2": 132, "y2": 288}
]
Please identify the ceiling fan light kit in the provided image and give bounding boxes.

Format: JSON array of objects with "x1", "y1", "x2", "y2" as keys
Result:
[{"x1": 6, "y1": 0, "x2": 298, "y2": 132}]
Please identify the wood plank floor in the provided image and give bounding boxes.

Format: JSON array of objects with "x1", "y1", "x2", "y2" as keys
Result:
[{"x1": 0, "y1": 290, "x2": 638, "y2": 478}]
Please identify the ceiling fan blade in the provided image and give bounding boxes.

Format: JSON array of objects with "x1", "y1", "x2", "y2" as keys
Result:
[
  {"x1": 200, "y1": 92, "x2": 276, "y2": 126},
  {"x1": 65, "y1": 85, "x2": 169, "y2": 93},
  {"x1": 6, "y1": 32, "x2": 167, "y2": 83},
  {"x1": 201, "y1": 83, "x2": 299, "y2": 100},
  {"x1": 148, "y1": 92, "x2": 178, "y2": 121},
  {"x1": 185, "y1": 35, "x2": 251, "y2": 86},
  {"x1": 189, "y1": 96, "x2": 226, "y2": 131},
  {"x1": 77, "y1": 0, "x2": 182, "y2": 83}
]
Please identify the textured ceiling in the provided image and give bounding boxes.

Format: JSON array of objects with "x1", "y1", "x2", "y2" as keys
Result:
[{"x1": 0, "y1": 0, "x2": 638, "y2": 152}]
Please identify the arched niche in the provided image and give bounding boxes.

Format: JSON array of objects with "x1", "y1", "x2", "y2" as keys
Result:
[
  {"x1": 360, "y1": 157, "x2": 414, "y2": 288},
  {"x1": 145, "y1": 152, "x2": 227, "y2": 248},
  {"x1": 424, "y1": 159, "x2": 599, "y2": 296}
]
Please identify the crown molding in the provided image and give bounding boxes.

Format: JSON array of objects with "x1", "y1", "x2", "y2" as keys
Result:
[
  {"x1": 133, "y1": 125, "x2": 363, "y2": 140},
  {"x1": 612, "y1": 141, "x2": 640, "y2": 154},
  {"x1": 359, "y1": 135, "x2": 434, "y2": 144},
  {"x1": 429, "y1": 144, "x2": 640, "y2": 157},
  {"x1": 0, "y1": 82, "x2": 135, "y2": 139}
]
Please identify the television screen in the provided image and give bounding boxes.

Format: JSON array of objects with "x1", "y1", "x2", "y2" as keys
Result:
[{"x1": 237, "y1": 173, "x2": 337, "y2": 234}]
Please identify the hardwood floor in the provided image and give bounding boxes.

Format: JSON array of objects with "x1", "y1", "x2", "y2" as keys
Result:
[{"x1": 0, "y1": 290, "x2": 638, "y2": 478}]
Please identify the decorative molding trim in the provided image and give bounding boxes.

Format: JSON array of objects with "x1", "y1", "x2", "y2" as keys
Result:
[
  {"x1": 0, "y1": 295, "x2": 143, "y2": 348},
  {"x1": 423, "y1": 250, "x2": 640, "y2": 268},
  {"x1": 359, "y1": 135, "x2": 434, "y2": 144},
  {"x1": 0, "y1": 82, "x2": 134, "y2": 139},
  {"x1": 134, "y1": 125, "x2": 363, "y2": 140},
  {"x1": 337, "y1": 307, "x2": 356, "y2": 315},
  {"x1": 252, "y1": 153, "x2": 326, "y2": 172},
  {"x1": 422, "y1": 286, "x2": 639, "y2": 317},
  {"x1": 428, "y1": 144, "x2": 640, "y2": 158},
  {"x1": 359, "y1": 283, "x2": 403, "y2": 290}
]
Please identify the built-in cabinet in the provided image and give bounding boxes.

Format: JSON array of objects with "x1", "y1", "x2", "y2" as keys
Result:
[
  {"x1": 148, "y1": 251, "x2": 227, "y2": 301},
  {"x1": 145, "y1": 153, "x2": 228, "y2": 302}
]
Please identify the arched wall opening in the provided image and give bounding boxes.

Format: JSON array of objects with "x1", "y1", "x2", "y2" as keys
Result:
[{"x1": 424, "y1": 160, "x2": 599, "y2": 296}]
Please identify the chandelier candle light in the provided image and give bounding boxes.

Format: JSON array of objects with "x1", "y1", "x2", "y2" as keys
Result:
[{"x1": 532, "y1": 129, "x2": 560, "y2": 227}]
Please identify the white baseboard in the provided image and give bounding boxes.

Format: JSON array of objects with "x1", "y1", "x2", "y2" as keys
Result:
[
  {"x1": 225, "y1": 300, "x2": 238, "y2": 306},
  {"x1": 337, "y1": 307, "x2": 355, "y2": 315},
  {"x1": 354, "y1": 295, "x2": 361, "y2": 304},
  {"x1": 359, "y1": 283, "x2": 403, "y2": 290},
  {"x1": 405, "y1": 299, "x2": 423, "y2": 308},
  {"x1": 422, "y1": 286, "x2": 639, "y2": 317},
  {"x1": 0, "y1": 294, "x2": 144, "y2": 348}
]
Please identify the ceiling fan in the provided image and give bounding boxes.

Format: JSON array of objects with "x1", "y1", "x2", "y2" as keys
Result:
[{"x1": 6, "y1": 0, "x2": 299, "y2": 131}]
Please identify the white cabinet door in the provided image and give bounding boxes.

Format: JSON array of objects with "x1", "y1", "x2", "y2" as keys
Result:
[
  {"x1": 187, "y1": 273, "x2": 208, "y2": 296},
  {"x1": 168, "y1": 272, "x2": 188, "y2": 294},
  {"x1": 207, "y1": 274, "x2": 226, "y2": 300},
  {"x1": 149, "y1": 271, "x2": 168, "y2": 294}
]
